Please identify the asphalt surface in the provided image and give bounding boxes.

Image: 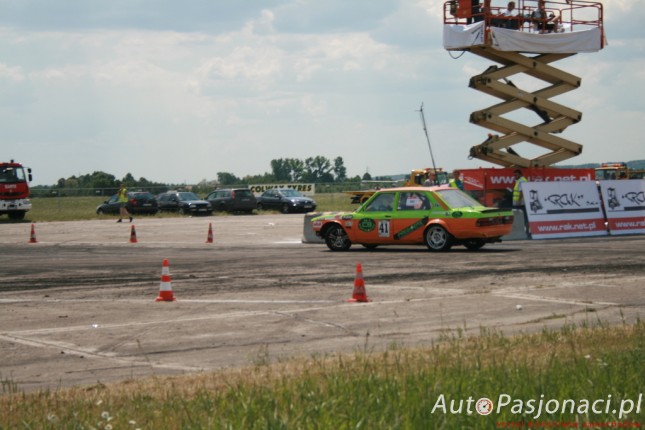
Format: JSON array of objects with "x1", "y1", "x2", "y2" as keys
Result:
[{"x1": 0, "y1": 215, "x2": 643, "y2": 392}]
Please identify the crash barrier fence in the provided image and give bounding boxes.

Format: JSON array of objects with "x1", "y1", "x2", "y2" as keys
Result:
[{"x1": 521, "y1": 179, "x2": 645, "y2": 239}]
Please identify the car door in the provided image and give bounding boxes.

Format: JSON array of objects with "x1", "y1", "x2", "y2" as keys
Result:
[
  {"x1": 352, "y1": 192, "x2": 397, "y2": 244},
  {"x1": 264, "y1": 190, "x2": 280, "y2": 210},
  {"x1": 390, "y1": 191, "x2": 433, "y2": 243}
]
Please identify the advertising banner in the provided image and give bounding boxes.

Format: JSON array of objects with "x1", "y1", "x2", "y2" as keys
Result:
[
  {"x1": 599, "y1": 180, "x2": 645, "y2": 235},
  {"x1": 523, "y1": 181, "x2": 607, "y2": 240},
  {"x1": 248, "y1": 183, "x2": 316, "y2": 197}
]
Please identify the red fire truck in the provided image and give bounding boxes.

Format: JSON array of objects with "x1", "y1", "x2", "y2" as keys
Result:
[{"x1": 0, "y1": 160, "x2": 33, "y2": 220}]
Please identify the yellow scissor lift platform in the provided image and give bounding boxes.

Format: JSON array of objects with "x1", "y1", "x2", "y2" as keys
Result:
[{"x1": 443, "y1": 0, "x2": 605, "y2": 167}]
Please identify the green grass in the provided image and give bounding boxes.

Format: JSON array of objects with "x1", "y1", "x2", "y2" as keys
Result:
[
  {"x1": 0, "y1": 194, "x2": 357, "y2": 223},
  {"x1": 1, "y1": 321, "x2": 643, "y2": 429}
]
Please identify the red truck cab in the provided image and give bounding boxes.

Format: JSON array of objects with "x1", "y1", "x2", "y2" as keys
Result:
[{"x1": 0, "y1": 160, "x2": 33, "y2": 220}]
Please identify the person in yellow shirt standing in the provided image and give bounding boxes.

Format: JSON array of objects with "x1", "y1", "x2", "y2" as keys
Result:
[
  {"x1": 117, "y1": 182, "x2": 133, "y2": 223},
  {"x1": 512, "y1": 169, "x2": 527, "y2": 208},
  {"x1": 449, "y1": 170, "x2": 464, "y2": 191}
]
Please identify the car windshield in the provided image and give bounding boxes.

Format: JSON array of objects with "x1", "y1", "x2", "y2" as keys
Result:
[
  {"x1": 435, "y1": 188, "x2": 483, "y2": 208},
  {"x1": 131, "y1": 192, "x2": 154, "y2": 199},
  {"x1": 177, "y1": 192, "x2": 200, "y2": 201},
  {"x1": 0, "y1": 166, "x2": 25, "y2": 183},
  {"x1": 280, "y1": 189, "x2": 303, "y2": 197},
  {"x1": 364, "y1": 193, "x2": 395, "y2": 212}
]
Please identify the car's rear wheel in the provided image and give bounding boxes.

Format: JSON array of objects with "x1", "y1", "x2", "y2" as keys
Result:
[
  {"x1": 324, "y1": 224, "x2": 352, "y2": 251},
  {"x1": 257, "y1": 203, "x2": 264, "y2": 211},
  {"x1": 463, "y1": 239, "x2": 486, "y2": 250},
  {"x1": 424, "y1": 225, "x2": 452, "y2": 252}
]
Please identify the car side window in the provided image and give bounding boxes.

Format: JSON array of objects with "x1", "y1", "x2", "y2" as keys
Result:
[
  {"x1": 398, "y1": 192, "x2": 430, "y2": 211},
  {"x1": 364, "y1": 193, "x2": 395, "y2": 212}
]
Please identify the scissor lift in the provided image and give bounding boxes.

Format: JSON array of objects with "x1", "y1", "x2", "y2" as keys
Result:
[{"x1": 443, "y1": 0, "x2": 605, "y2": 167}]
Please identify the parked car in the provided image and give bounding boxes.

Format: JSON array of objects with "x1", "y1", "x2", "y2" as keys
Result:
[
  {"x1": 157, "y1": 191, "x2": 212, "y2": 215},
  {"x1": 205, "y1": 188, "x2": 257, "y2": 214},
  {"x1": 256, "y1": 189, "x2": 317, "y2": 214},
  {"x1": 312, "y1": 186, "x2": 514, "y2": 252},
  {"x1": 96, "y1": 191, "x2": 158, "y2": 215}
]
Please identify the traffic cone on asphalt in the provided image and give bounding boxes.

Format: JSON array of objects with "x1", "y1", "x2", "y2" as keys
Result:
[
  {"x1": 206, "y1": 223, "x2": 214, "y2": 243},
  {"x1": 129, "y1": 225, "x2": 138, "y2": 243},
  {"x1": 347, "y1": 263, "x2": 371, "y2": 303},
  {"x1": 29, "y1": 223, "x2": 38, "y2": 243},
  {"x1": 155, "y1": 259, "x2": 176, "y2": 302}
]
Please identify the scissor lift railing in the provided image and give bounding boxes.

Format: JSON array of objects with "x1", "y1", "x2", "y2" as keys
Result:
[{"x1": 443, "y1": 0, "x2": 604, "y2": 167}]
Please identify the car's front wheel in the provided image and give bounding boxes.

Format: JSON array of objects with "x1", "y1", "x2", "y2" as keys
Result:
[
  {"x1": 324, "y1": 224, "x2": 352, "y2": 251},
  {"x1": 281, "y1": 203, "x2": 290, "y2": 214},
  {"x1": 424, "y1": 225, "x2": 452, "y2": 252},
  {"x1": 257, "y1": 203, "x2": 264, "y2": 211},
  {"x1": 8, "y1": 211, "x2": 26, "y2": 220}
]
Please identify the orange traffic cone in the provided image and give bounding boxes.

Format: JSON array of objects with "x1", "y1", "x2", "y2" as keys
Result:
[
  {"x1": 155, "y1": 259, "x2": 176, "y2": 302},
  {"x1": 29, "y1": 223, "x2": 38, "y2": 243},
  {"x1": 347, "y1": 263, "x2": 371, "y2": 303},
  {"x1": 206, "y1": 223, "x2": 214, "y2": 243},
  {"x1": 129, "y1": 225, "x2": 138, "y2": 243}
]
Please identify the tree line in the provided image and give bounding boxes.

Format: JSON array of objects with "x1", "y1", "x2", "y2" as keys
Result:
[{"x1": 33, "y1": 156, "x2": 379, "y2": 194}]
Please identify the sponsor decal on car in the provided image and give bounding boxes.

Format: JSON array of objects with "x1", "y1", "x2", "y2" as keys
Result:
[
  {"x1": 394, "y1": 217, "x2": 429, "y2": 240},
  {"x1": 358, "y1": 218, "x2": 376, "y2": 232}
]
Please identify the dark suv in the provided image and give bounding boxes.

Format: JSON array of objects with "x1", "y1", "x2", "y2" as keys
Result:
[
  {"x1": 205, "y1": 188, "x2": 257, "y2": 214},
  {"x1": 157, "y1": 191, "x2": 212, "y2": 215},
  {"x1": 96, "y1": 191, "x2": 158, "y2": 215}
]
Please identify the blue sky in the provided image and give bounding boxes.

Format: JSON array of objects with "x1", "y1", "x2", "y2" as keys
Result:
[{"x1": 1, "y1": 0, "x2": 642, "y2": 186}]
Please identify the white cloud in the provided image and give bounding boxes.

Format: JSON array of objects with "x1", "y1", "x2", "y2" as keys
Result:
[{"x1": 0, "y1": 1, "x2": 643, "y2": 185}]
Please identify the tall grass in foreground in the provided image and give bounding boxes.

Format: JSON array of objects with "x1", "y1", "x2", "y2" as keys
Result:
[
  {"x1": 1, "y1": 321, "x2": 643, "y2": 429},
  {"x1": 0, "y1": 194, "x2": 355, "y2": 223}
]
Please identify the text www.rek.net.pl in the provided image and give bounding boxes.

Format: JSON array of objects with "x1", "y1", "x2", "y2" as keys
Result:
[{"x1": 534, "y1": 222, "x2": 599, "y2": 233}]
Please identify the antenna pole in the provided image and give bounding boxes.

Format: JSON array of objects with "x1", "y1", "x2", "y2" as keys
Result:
[{"x1": 418, "y1": 103, "x2": 438, "y2": 183}]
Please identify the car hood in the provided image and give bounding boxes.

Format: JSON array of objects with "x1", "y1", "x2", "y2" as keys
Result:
[{"x1": 289, "y1": 197, "x2": 315, "y2": 203}]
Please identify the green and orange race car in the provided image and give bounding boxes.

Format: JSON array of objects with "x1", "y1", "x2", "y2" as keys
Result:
[{"x1": 312, "y1": 186, "x2": 514, "y2": 252}]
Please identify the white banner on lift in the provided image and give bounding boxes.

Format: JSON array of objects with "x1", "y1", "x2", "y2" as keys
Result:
[
  {"x1": 599, "y1": 180, "x2": 645, "y2": 235},
  {"x1": 490, "y1": 26, "x2": 602, "y2": 53},
  {"x1": 523, "y1": 181, "x2": 607, "y2": 239}
]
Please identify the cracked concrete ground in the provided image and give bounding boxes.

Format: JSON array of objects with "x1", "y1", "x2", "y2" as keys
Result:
[{"x1": 0, "y1": 215, "x2": 643, "y2": 392}]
